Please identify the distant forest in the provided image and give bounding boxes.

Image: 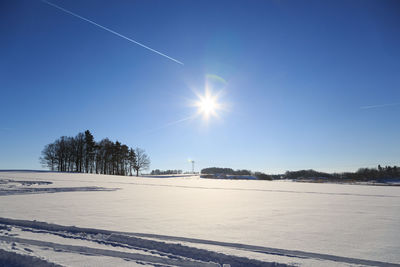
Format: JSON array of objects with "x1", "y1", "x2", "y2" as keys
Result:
[
  {"x1": 284, "y1": 166, "x2": 400, "y2": 182},
  {"x1": 150, "y1": 169, "x2": 183, "y2": 175},
  {"x1": 201, "y1": 167, "x2": 252, "y2": 176},
  {"x1": 201, "y1": 166, "x2": 400, "y2": 182},
  {"x1": 40, "y1": 130, "x2": 150, "y2": 176}
]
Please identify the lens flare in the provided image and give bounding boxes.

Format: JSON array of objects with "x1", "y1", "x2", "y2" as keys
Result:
[
  {"x1": 195, "y1": 87, "x2": 221, "y2": 120},
  {"x1": 189, "y1": 74, "x2": 228, "y2": 122}
]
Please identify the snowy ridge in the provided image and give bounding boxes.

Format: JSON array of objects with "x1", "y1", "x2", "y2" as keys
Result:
[
  {"x1": 0, "y1": 217, "x2": 286, "y2": 267},
  {"x1": 1, "y1": 217, "x2": 399, "y2": 266},
  {"x1": 0, "y1": 248, "x2": 62, "y2": 267},
  {"x1": 0, "y1": 235, "x2": 217, "y2": 267}
]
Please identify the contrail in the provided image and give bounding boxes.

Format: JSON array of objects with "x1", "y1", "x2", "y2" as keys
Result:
[
  {"x1": 41, "y1": 0, "x2": 184, "y2": 65},
  {"x1": 360, "y1": 102, "x2": 400, "y2": 109},
  {"x1": 130, "y1": 114, "x2": 197, "y2": 137},
  {"x1": 143, "y1": 115, "x2": 197, "y2": 135}
]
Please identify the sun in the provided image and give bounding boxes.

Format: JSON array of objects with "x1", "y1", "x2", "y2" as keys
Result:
[
  {"x1": 195, "y1": 88, "x2": 221, "y2": 120},
  {"x1": 198, "y1": 94, "x2": 217, "y2": 116},
  {"x1": 190, "y1": 74, "x2": 228, "y2": 121}
]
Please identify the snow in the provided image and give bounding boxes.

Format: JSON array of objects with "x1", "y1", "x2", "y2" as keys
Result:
[{"x1": 0, "y1": 171, "x2": 399, "y2": 266}]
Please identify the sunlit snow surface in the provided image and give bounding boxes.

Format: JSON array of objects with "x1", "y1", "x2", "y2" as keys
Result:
[{"x1": 0, "y1": 171, "x2": 399, "y2": 266}]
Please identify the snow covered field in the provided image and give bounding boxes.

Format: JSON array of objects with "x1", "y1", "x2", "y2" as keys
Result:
[{"x1": 0, "y1": 171, "x2": 399, "y2": 266}]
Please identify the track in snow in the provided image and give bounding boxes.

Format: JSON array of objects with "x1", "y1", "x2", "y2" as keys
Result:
[{"x1": 1, "y1": 217, "x2": 399, "y2": 267}]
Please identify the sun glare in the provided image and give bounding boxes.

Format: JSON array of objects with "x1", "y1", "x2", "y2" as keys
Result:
[
  {"x1": 195, "y1": 88, "x2": 221, "y2": 120},
  {"x1": 190, "y1": 74, "x2": 228, "y2": 121}
]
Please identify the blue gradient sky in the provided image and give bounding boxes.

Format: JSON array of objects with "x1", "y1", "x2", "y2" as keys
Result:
[{"x1": 1, "y1": 0, "x2": 399, "y2": 173}]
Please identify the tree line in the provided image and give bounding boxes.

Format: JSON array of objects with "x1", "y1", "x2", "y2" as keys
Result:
[
  {"x1": 201, "y1": 167, "x2": 252, "y2": 176},
  {"x1": 150, "y1": 169, "x2": 183, "y2": 175},
  {"x1": 284, "y1": 165, "x2": 400, "y2": 181},
  {"x1": 201, "y1": 165, "x2": 400, "y2": 181},
  {"x1": 40, "y1": 130, "x2": 150, "y2": 176}
]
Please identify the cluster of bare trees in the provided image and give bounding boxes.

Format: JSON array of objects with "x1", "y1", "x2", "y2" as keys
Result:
[{"x1": 40, "y1": 130, "x2": 150, "y2": 176}]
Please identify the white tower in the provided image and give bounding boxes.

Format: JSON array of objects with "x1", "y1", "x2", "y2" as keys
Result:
[{"x1": 190, "y1": 160, "x2": 195, "y2": 174}]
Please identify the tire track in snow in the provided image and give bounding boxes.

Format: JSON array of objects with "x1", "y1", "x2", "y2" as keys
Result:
[
  {"x1": 122, "y1": 182, "x2": 400, "y2": 198},
  {"x1": 0, "y1": 235, "x2": 217, "y2": 267},
  {"x1": 1, "y1": 217, "x2": 399, "y2": 266}
]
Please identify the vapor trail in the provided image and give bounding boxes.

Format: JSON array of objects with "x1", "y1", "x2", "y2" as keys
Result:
[
  {"x1": 41, "y1": 0, "x2": 184, "y2": 65},
  {"x1": 136, "y1": 114, "x2": 197, "y2": 136},
  {"x1": 360, "y1": 102, "x2": 400, "y2": 109}
]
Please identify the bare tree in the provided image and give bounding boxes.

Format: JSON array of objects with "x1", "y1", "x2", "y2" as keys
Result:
[
  {"x1": 40, "y1": 143, "x2": 57, "y2": 171},
  {"x1": 134, "y1": 148, "x2": 150, "y2": 176},
  {"x1": 126, "y1": 148, "x2": 136, "y2": 176}
]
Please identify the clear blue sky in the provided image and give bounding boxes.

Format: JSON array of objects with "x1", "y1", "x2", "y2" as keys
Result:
[{"x1": 1, "y1": 0, "x2": 399, "y2": 173}]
